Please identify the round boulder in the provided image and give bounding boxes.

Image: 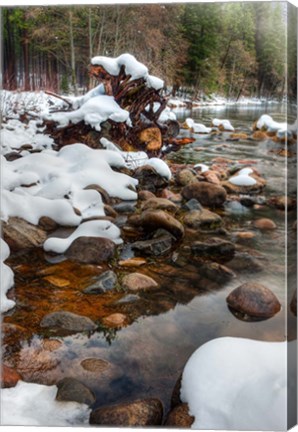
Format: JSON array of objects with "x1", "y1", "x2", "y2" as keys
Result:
[
  {"x1": 122, "y1": 273, "x2": 158, "y2": 291},
  {"x1": 182, "y1": 181, "x2": 227, "y2": 207},
  {"x1": 90, "y1": 398, "x2": 163, "y2": 426},
  {"x1": 227, "y1": 282, "x2": 281, "y2": 319},
  {"x1": 65, "y1": 236, "x2": 116, "y2": 264}
]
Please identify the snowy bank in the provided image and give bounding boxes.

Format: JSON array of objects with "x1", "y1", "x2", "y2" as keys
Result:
[
  {"x1": 181, "y1": 337, "x2": 286, "y2": 431},
  {"x1": 0, "y1": 238, "x2": 15, "y2": 313}
]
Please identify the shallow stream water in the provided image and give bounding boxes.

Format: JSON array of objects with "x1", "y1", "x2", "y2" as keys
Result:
[{"x1": 3, "y1": 103, "x2": 297, "y2": 419}]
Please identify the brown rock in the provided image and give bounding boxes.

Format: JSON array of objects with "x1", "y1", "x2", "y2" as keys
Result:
[
  {"x1": 234, "y1": 231, "x2": 256, "y2": 241},
  {"x1": 85, "y1": 184, "x2": 110, "y2": 204},
  {"x1": 176, "y1": 169, "x2": 196, "y2": 186},
  {"x1": 81, "y1": 358, "x2": 110, "y2": 373},
  {"x1": 141, "y1": 197, "x2": 178, "y2": 213},
  {"x1": 227, "y1": 282, "x2": 281, "y2": 319},
  {"x1": 138, "y1": 190, "x2": 156, "y2": 201},
  {"x1": 182, "y1": 181, "x2": 227, "y2": 207},
  {"x1": 56, "y1": 377, "x2": 96, "y2": 406},
  {"x1": 184, "y1": 209, "x2": 222, "y2": 230},
  {"x1": 290, "y1": 289, "x2": 297, "y2": 317},
  {"x1": 134, "y1": 165, "x2": 169, "y2": 193},
  {"x1": 160, "y1": 189, "x2": 182, "y2": 203},
  {"x1": 65, "y1": 236, "x2": 116, "y2": 264},
  {"x1": 3, "y1": 217, "x2": 47, "y2": 251},
  {"x1": 43, "y1": 275, "x2": 70, "y2": 287},
  {"x1": 191, "y1": 238, "x2": 235, "y2": 260},
  {"x1": 1, "y1": 365, "x2": 22, "y2": 388},
  {"x1": 90, "y1": 398, "x2": 163, "y2": 426},
  {"x1": 202, "y1": 171, "x2": 221, "y2": 185},
  {"x1": 40, "y1": 311, "x2": 97, "y2": 332},
  {"x1": 38, "y1": 216, "x2": 58, "y2": 231},
  {"x1": 122, "y1": 273, "x2": 158, "y2": 291},
  {"x1": 103, "y1": 313, "x2": 127, "y2": 327},
  {"x1": 252, "y1": 131, "x2": 268, "y2": 141},
  {"x1": 138, "y1": 127, "x2": 162, "y2": 152},
  {"x1": 165, "y1": 403, "x2": 194, "y2": 427},
  {"x1": 119, "y1": 257, "x2": 147, "y2": 267},
  {"x1": 254, "y1": 218, "x2": 277, "y2": 230},
  {"x1": 267, "y1": 196, "x2": 296, "y2": 211},
  {"x1": 139, "y1": 210, "x2": 184, "y2": 240},
  {"x1": 230, "y1": 133, "x2": 248, "y2": 140}
]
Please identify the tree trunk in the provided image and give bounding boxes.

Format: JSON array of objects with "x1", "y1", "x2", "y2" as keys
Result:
[{"x1": 69, "y1": 10, "x2": 78, "y2": 95}]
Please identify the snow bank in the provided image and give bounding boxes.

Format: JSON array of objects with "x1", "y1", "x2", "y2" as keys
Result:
[
  {"x1": 256, "y1": 114, "x2": 297, "y2": 139},
  {"x1": 91, "y1": 53, "x2": 164, "y2": 90},
  {"x1": 45, "y1": 95, "x2": 130, "y2": 132},
  {"x1": 44, "y1": 220, "x2": 122, "y2": 253},
  {"x1": 212, "y1": 118, "x2": 234, "y2": 131},
  {"x1": 181, "y1": 337, "x2": 286, "y2": 431},
  {"x1": 1, "y1": 381, "x2": 90, "y2": 426},
  {"x1": 0, "y1": 238, "x2": 15, "y2": 313}
]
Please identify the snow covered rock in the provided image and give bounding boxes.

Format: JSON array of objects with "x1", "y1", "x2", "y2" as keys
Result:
[
  {"x1": 1, "y1": 380, "x2": 90, "y2": 426},
  {"x1": 181, "y1": 337, "x2": 287, "y2": 430},
  {"x1": 212, "y1": 118, "x2": 234, "y2": 132},
  {"x1": 0, "y1": 238, "x2": 15, "y2": 313},
  {"x1": 185, "y1": 118, "x2": 212, "y2": 134}
]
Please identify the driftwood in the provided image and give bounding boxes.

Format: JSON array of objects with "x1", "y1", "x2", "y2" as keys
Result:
[{"x1": 45, "y1": 62, "x2": 180, "y2": 156}]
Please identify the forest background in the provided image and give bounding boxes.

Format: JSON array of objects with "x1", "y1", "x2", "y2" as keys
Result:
[{"x1": 2, "y1": 2, "x2": 297, "y2": 101}]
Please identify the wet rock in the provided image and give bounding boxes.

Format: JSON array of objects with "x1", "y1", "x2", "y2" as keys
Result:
[
  {"x1": 199, "y1": 261, "x2": 235, "y2": 283},
  {"x1": 83, "y1": 270, "x2": 117, "y2": 294},
  {"x1": 90, "y1": 398, "x2": 163, "y2": 426},
  {"x1": 252, "y1": 130, "x2": 268, "y2": 141},
  {"x1": 182, "y1": 181, "x2": 227, "y2": 207},
  {"x1": 65, "y1": 236, "x2": 116, "y2": 264},
  {"x1": 138, "y1": 190, "x2": 156, "y2": 201},
  {"x1": 119, "y1": 257, "x2": 147, "y2": 267},
  {"x1": 228, "y1": 252, "x2": 263, "y2": 272},
  {"x1": 229, "y1": 133, "x2": 249, "y2": 140},
  {"x1": 138, "y1": 210, "x2": 184, "y2": 240},
  {"x1": 3, "y1": 217, "x2": 47, "y2": 251},
  {"x1": 116, "y1": 294, "x2": 140, "y2": 304},
  {"x1": 103, "y1": 313, "x2": 127, "y2": 327},
  {"x1": 122, "y1": 273, "x2": 158, "y2": 291},
  {"x1": 267, "y1": 196, "x2": 296, "y2": 211},
  {"x1": 176, "y1": 169, "x2": 196, "y2": 186},
  {"x1": 165, "y1": 403, "x2": 194, "y2": 427},
  {"x1": 227, "y1": 282, "x2": 281, "y2": 319},
  {"x1": 202, "y1": 170, "x2": 221, "y2": 185},
  {"x1": 104, "y1": 205, "x2": 118, "y2": 218},
  {"x1": 134, "y1": 165, "x2": 168, "y2": 193},
  {"x1": 191, "y1": 238, "x2": 235, "y2": 260},
  {"x1": 240, "y1": 196, "x2": 256, "y2": 207},
  {"x1": 290, "y1": 289, "x2": 297, "y2": 317},
  {"x1": 1, "y1": 365, "x2": 22, "y2": 388},
  {"x1": 253, "y1": 218, "x2": 277, "y2": 230},
  {"x1": 225, "y1": 201, "x2": 250, "y2": 215},
  {"x1": 40, "y1": 311, "x2": 97, "y2": 332},
  {"x1": 38, "y1": 216, "x2": 58, "y2": 231},
  {"x1": 43, "y1": 275, "x2": 70, "y2": 287},
  {"x1": 183, "y1": 198, "x2": 203, "y2": 211},
  {"x1": 131, "y1": 234, "x2": 173, "y2": 256},
  {"x1": 171, "y1": 374, "x2": 182, "y2": 407},
  {"x1": 141, "y1": 197, "x2": 178, "y2": 214},
  {"x1": 56, "y1": 377, "x2": 96, "y2": 406},
  {"x1": 81, "y1": 358, "x2": 110, "y2": 373},
  {"x1": 85, "y1": 184, "x2": 110, "y2": 204},
  {"x1": 113, "y1": 202, "x2": 137, "y2": 214},
  {"x1": 234, "y1": 231, "x2": 256, "y2": 242},
  {"x1": 184, "y1": 209, "x2": 222, "y2": 230},
  {"x1": 160, "y1": 189, "x2": 182, "y2": 203}
]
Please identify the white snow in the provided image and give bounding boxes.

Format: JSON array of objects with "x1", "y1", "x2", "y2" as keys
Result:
[
  {"x1": 238, "y1": 167, "x2": 253, "y2": 176},
  {"x1": 185, "y1": 118, "x2": 212, "y2": 134},
  {"x1": 45, "y1": 95, "x2": 130, "y2": 132},
  {"x1": 68, "y1": 83, "x2": 105, "y2": 109},
  {"x1": 43, "y1": 220, "x2": 122, "y2": 254},
  {"x1": 212, "y1": 118, "x2": 235, "y2": 131},
  {"x1": 1, "y1": 381, "x2": 90, "y2": 426},
  {"x1": 181, "y1": 337, "x2": 287, "y2": 431},
  {"x1": 0, "y1": 238, "x2": 15, "y2": 313},
  {"x1": 91, "y1": 53, "x2": 148, "y2": 80},
  {"x1": 146, "y1": 157, "x2": 172, "y2": 180},
  {"x1": 229, "y1": 174, "x2": 257, "y2": 186},
  {"x1": 256, "y1": 114, "x2": 287, "y2": 132}
]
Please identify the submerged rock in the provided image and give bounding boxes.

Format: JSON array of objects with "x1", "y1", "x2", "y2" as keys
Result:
[
  {"x1": 183, "y1": 209, "x2": 222, "y2": 230},
  {"x1": 198, "y1": 261, "x2": 235, "y2": 283},
  {"x1": 40, "y1": 311, "x2": 97, "y2": 332},
  {"x1": 131, "y1": 234, "x2": 173, "y2": 256},
  {"x1": 227, "y1": 282, "x2": 281, "y2": 319},
  {"x1": 80, "y1": 358, "x2": 110, "y2": 373},
  {"x1": 56, "y1": 377, "x2": 96, "y2": 406},
  {"x1": 65, "y1": 236, "x2": 116, "y2": 264},
  {"x1": 227, "y1": 252, "x2": 263, "y2": 273},
  {"x1": 191, "y1": 238, "x2": 235, "y2": 260},
  {"x1": 122, "y1": 273, "x2": 158, "y2": 291},
  {"x1": 182, "y1": 181, "x2": 227, "y2": 208},
  {"x1": 165, "y1": 403, "x2": 194, "y2": 427},
  {"x1": 83, "y1": 270, "x2": 117, "y2": 294},
  {"x1": 90, "y1": 398, "x2": 163, "y2": 426}
]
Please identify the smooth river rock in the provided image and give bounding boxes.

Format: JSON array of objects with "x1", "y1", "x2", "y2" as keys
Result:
[
  {"x1": 65, "y1": 236, "x2": 116, "y2": 264},
  {"x1": 227, "y1": 282, "x2": 281, "y2": 319},
  {"x1": 83, "y1": 270, "x2": 117, "y2": 294},
  {"x1": 253, "y1": 218, "x2": 277, "y2": 230},
  {"x1": 184, "y1": 209, "x2": 222, "y2": 230},
  {"x1": 122, "y1": 273, "x2": 158, "y2": 291},
  {"x1": 56, "y1": 377, "x2": 96, "y2": 406},
  {"x1": 3, "y1": 217, "x2": 47, "y2": 251},
  {"x1": 90, "y1": 398, "x2": 163, "y2": 426},
  {"x1": 131, "y1": 234, "x2": 173, "y2": 256},
  {"x1": 182, "y1": 181, "x2": 227, "y2": 207},
  {"x1": 141, "y1": 197, "x2": 178, "y2": 214},
  {"x1": 40, "y1": 311, "x2": 97, "y2": 332},
  {"x1": 138, "y1": 210, "x2": 184, "y2": 240},
  {"x1": 191, "y1": 238, "x2": 235, "y2": 260}
]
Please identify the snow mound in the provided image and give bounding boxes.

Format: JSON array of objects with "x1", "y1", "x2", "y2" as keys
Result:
[
  {"x1": 212, "y1": 118, "x2": 234, "y2": 131},
  {"x1": 181, "y1": 337, "x2": 286, "y2": 431},
  {"x1": 91, "y1": 53, "x2": 164, "y2": 91},
  {"x1": 186, "y1": 118, "x2": 212, "y2": 134},
  {"x1": 228, "y1": 167, "x2": 256, "y2": 186},
  {"x1": 194, "y1": 163, "x2": 209, "y2": 173},
  {"x1": 0, "y1": 238, "x2": 15, "y2": 313},
  {"x1": 256, "y1": 114, "x2": 287, "y2": 132},
  {"x1": 1, "y1": 380, "x2": 90, "y2": 426},
  {"x1": 44, "y1": 220, "x2": 122, "y2": 254},
  {"x1": 45, "y1": 95, "x2": 130, "y2": 132}
]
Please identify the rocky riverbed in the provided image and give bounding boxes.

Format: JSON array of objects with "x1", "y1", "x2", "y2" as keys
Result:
[{"x1": 1, "y1": 103, "x2": 297, "y2": 427}]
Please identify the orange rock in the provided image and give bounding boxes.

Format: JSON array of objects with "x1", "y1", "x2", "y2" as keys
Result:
[
  {"x1": 235, "y1": 231, "x2": 256, "y2": 240},
  {"x1": 202, "y1": 171, "x2": 221, "y2": 185},
  {"x1": 254, "y1": 218, "x2": 277, "y2": 230},
  {"x1": 43, "y1": 276, "x2": 70, "y2": 287},
  {"x1": 230, "y1": 133, "x2": 248, "y2": 140},
  {"x1": 103, "y1": 313, "x2": 127, "y2": 327},
  {"x1": 252, "y1": 131, "x2": 268, "y2": 141},
  {"x1": 119, "y1": 257, "x2": 147, "y2": 267},
  {"x1": 2, "y1": 365, "x2": 22, "y2": 388},
  {"x1": 138, "y1": 127, "x2": 162, "y2": 152}
]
